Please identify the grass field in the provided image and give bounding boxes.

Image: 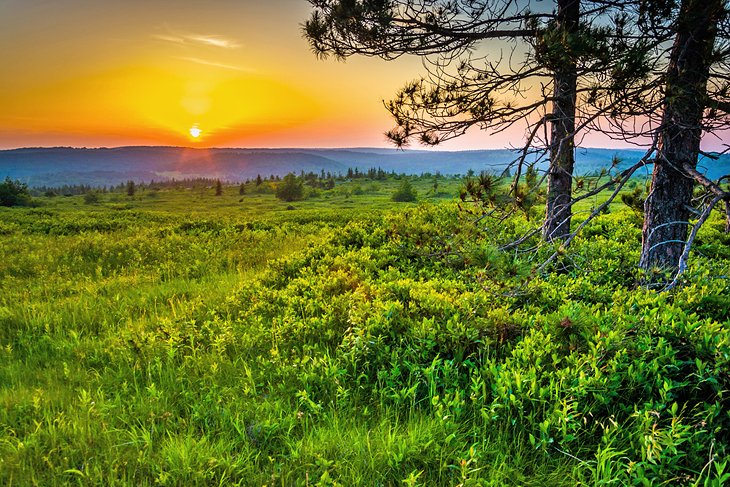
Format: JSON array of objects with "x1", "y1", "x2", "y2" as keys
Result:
[{"x1": 1, "y1": 175, "x2": 729, "y2": 486}]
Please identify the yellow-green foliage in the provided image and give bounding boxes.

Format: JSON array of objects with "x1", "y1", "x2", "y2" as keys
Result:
[{"x1": 0, "y1": 178, "x2": 728, "y2": 486}]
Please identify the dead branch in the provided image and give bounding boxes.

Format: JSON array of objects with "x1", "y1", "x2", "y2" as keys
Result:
[
  {"x1": 664, "y1": 193, "x2": 727, "y2": 290},
  {"x1": 536, "y1": 151, "x2": 653, "y2": 275}
]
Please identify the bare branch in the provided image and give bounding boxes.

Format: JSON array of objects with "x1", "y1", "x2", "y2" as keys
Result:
[{"x1": 664, "y1": 193, "x2": 726, "y2": 290}]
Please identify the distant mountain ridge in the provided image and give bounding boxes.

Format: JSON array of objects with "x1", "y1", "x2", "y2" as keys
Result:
[{"x1": 1, "y1": 146, "x2": 728, "y2": 187}]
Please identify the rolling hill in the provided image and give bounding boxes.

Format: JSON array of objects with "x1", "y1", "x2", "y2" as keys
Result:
[{"x1": 1, "y1": 146, "x2": 728, "y2": 187}]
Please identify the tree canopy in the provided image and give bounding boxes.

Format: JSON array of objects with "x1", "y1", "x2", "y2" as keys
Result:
[
  {"x1": 306, "y1": 0, "x2": 730, "y2": 283},
  {"x1": 306, "y1": 0, "x2": 653, "y2": 241}
]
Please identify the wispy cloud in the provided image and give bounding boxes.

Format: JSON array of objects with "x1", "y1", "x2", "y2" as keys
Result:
[
  {"x1": 176, "y1": 56, "x2": 254, "y2": 72},
  {"x1": 151, "y1": 34, "x2": 185, "y2": 44},
  {"x1": 186, "y1": 35, "x2": 240, "y2": 49},
  {"x1": 152, "y1": 30, "x2": 241, "y2": 49},
  {"x1": 153, "y1": 26, "x2": 250, "y2": 72}
]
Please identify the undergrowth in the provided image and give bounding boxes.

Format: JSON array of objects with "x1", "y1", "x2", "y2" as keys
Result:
[{"x1": 1, "y1": 188, "x2": 728, "y2": 485}]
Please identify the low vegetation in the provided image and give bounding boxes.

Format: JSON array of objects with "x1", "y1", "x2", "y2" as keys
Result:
[{"x1": 1, "y1": 175, "x2": 728, "y2": 485}]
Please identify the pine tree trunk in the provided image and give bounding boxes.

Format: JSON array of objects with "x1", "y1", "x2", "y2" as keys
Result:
[
  {"x1": 543, "y1": 0, "x2": 579, "y2": 242},
  {"x1": 639, "y1": 0, "x2": 721, "y2": 273}
]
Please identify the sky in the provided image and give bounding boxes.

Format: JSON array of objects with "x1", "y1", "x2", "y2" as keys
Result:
[
  {"x1": 1, "y1": 0, "x2": 458, "y2": 150},
  {"x1": 1, "y1": 0, "x2": 726, "y2": 151}
]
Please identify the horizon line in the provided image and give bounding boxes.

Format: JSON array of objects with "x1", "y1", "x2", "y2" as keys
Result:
[{"x1": 0, "y1": 144, "x2": 648, "y2": 153}]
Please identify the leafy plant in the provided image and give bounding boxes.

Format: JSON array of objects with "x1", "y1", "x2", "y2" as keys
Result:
[{"x1": 1, "y1": 178, "x2": 729, "y2": 485}]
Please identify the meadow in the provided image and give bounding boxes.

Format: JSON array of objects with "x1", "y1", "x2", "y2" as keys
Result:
[{"x1": 1, "y1": 175, "x2": 729, "y2": 486}]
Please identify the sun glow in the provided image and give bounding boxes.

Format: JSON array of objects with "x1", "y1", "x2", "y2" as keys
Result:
[{"x1": 189, "y1": 124, "x2": 202, "y2": 139}]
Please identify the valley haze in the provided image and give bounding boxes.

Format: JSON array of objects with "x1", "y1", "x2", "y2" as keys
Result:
[{"x1": 3, "y1": 146, "x2": 729, "y2": 188}]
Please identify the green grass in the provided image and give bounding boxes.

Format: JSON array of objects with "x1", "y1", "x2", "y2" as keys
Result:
[{"x1": 1, "y1": 175, "x2": 728, "y2": 485}]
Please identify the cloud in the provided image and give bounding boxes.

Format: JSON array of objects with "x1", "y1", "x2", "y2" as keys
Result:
[
  {"x1": 152, "y1": 30, "x2": 241, "y2": 49},
  {"x1": 176, "y1": 56, "x2": 254, "y2": 72},
  {"x1": 151, "y1": 34, "x2": 186, "y2": 44},
  {"x1": 186, "y1": 35, "x2": 240, "y2": 49}
]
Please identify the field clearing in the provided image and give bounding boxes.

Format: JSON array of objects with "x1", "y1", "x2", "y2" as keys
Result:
[{"x1": 1, "y1": 175, "x2": 729, "y2": 486}]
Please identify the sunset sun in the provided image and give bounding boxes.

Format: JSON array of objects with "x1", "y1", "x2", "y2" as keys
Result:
[{"x1": 189, "y1": 124, "x2": 202, "y2": 139}]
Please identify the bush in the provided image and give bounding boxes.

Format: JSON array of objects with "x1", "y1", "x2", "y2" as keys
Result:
[
  {"x1": 276, "y1": 173, "x2": 304, "y2": 202},
  {"x1": 83, "y1": 191, "x2": 101, "y2": 204},
  {"x1": 392, "y1": 178, "x2": 417, "y2": 202},
  {"x1": 0, "y1": 177, "x2": 32, "y2": 207}
]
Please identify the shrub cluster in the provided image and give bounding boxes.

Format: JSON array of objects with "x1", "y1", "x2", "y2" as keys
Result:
[
  {"x1": 2, "y1": 201, "x2": 728, "y2": 485},
  {"x1": 218, "y1": 204, "x2": 730, "y2": 484}
]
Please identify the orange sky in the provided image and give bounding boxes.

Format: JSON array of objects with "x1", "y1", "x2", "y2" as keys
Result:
[{"x1": 1, "y1": 0, "x2": 725, "y2": 151}]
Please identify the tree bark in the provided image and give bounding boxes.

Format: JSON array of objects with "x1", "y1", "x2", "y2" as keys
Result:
[
  {"x1": 543, "y1": 0, "x2": 579, "y2": 242},
  {"x1": 639, "y1": 0, "x2": 722, "y2": 273}
]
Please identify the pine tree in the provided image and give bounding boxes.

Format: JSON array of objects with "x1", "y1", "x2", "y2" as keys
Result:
[
  {"x1": 392, "y1": 178, "x2": 417, "y2": 202},
  {"x1": 305, "y1": 0, "x2": 642, "y2": 241},
  {"x1": 638, "y1": 0, "x2": 728, "y2": 275},
  {"x1": 275, "y1": 173, "x2": 304, "y2": 202},
  {"x1": 0, "y1": 177, "x2": 32, "y2": 207}
]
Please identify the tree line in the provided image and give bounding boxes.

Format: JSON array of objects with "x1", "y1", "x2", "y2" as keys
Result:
[
  {"x1": 305, "y1": 0, "x2": 730, "y2": 285},
  {"x1": 2, "y1": 169, "x2": 436, "y2": 206}
]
